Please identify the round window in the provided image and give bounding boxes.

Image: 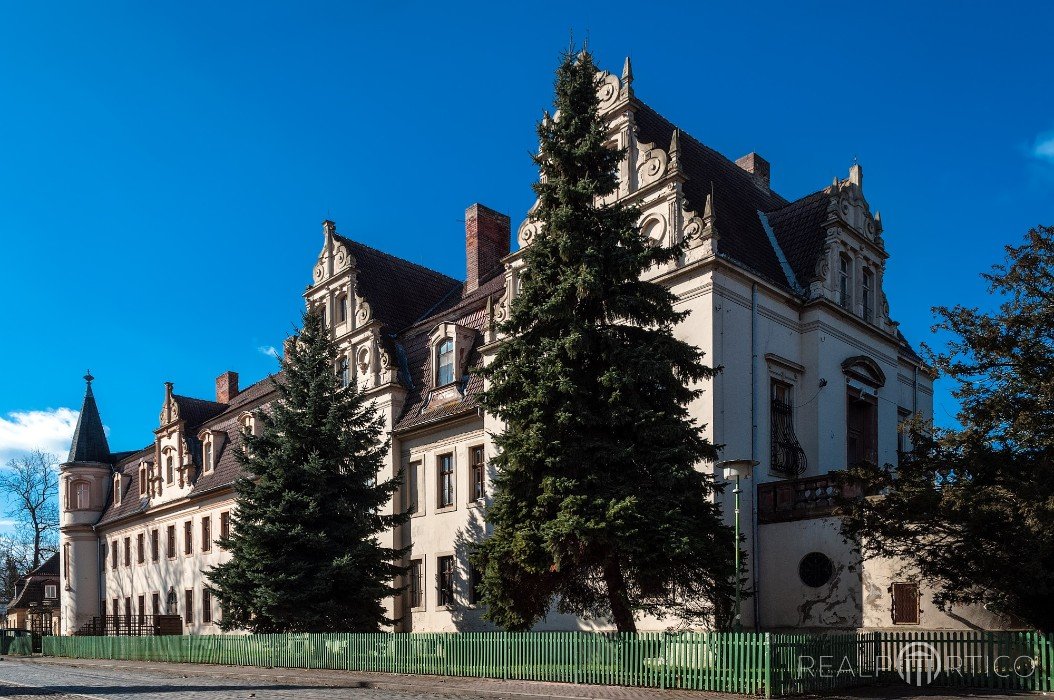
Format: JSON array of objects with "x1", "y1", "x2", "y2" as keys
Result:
[{"x1": 799, "y1": 552, "x2": 835, "y2": 588}]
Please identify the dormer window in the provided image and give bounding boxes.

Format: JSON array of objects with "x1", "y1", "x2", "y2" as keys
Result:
[
  {"x1": 436, "y1": 338, "x2": 454, "y2": 386},
  {"x1": 862, "y1": 268, "x2": 875, "y2": 322},
  {"x1": 165, "y1": 454, "x2": 175, "y2": 484},
  {"x1": 113, "y1": 473, "x2": 122, "y2": 506},
  {"x1": 839, "y1": 254, "x2": 852, "y2": 310},
  {"x1": 139, "y1": 463, "x2": 147, "y2": 495},
  {"x1": 203, "y1": 439, "x2": 214, "y2": 473},
  {"x1": 240, "y1": 411, "x2": 258, "y2": 437}
]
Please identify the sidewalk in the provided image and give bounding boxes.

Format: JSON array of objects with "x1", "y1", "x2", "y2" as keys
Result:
[{"x1": 19, "y1": 656, "x2": 755, "y2": 700}]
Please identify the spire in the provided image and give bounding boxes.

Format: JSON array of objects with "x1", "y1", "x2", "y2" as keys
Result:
[
  {"x1": 67, "y1": 372, "x2": 110, "y2": 463},
  {"x1": 669, "y1": 129, "x2": 681, "y2": 170},
  {"x1": 703, "y1": 182, "x2": 715, "y2": 222},
  {"x1": 622, "y1": 56, "x2": 633, "y2": 83}
]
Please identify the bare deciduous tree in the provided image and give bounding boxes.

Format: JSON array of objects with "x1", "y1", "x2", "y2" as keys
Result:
[{"x1": 1, "y1": 449, "x2": 60, "y2": 570}]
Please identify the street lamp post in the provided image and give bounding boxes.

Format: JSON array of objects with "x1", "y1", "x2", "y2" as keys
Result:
[{"x1": 719, "y1": 459, "x2": 759, "y2": 631}]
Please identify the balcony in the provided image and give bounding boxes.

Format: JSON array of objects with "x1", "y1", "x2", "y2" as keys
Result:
[{"x1": 757, "y1": 474, "x2": 861, "y2": 524}]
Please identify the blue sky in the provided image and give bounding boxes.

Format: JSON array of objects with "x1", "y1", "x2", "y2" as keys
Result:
[{"x1": 0, "y1": 2, "x2": 1052, "y2": 493}]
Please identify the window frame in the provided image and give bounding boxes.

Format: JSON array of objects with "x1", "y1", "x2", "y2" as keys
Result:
[
  {"x1": 185, "y1": 589, "x2": 194, "y2": 628},
  {"x1": 111, "y1": 539, "x2": 118, "y2": 570},
  {"x1": 469, "y1": 446, "x2": 485, "y2": 503},
  {"x1": 136, "y1": 532, "x2": 145, "y2": 565},
  {"x1": 436, "y1": 337, "x2": 455, "y2": 386},
  {"x1": 151, "y1": 529, "x2": 159, "y2": 562},
  {"x1": 123, "y1": 537, "x2": 131, "y2": 567},
  {"x1": 202, "y1": 588, "x2": 213, "y2": 623},
  {"x1": 44, "y1": 584, "x2": 57, "y2": 600},
  {"x1": 437, "y1": 453, "x2": 455, "y2": 510},
  {"x1": 184, "y1": 520, "x2": 193, "y2": 556},
  {"x1": 407, "y1": 559, "x2": 424, "y2": 611},
  {"x1": 838, "y1": 253, "x2": 852, "y2": 310},
  {"x1": 891, "y1": 581, "x2": 921, "y2": 625},
  {"x1": 201, "y1": 516, "x2": 212, "y2": 553},
  {"x1": 861, "y1": 267, "x2": 875, "y2": 322},
  {"x1": 437, "y1": 555, "x2": 455, "y2": 609},
  {"x1": 166, "y1": 524, "x2": 176, "y2": 559},
  {"x1": 220, "y1": 511, "x2": 231, "y2": 541}
]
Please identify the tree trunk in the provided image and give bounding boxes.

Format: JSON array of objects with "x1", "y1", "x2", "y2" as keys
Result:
[{"x1": 602, "y1": 555, "x2": 637, "y2": 633}]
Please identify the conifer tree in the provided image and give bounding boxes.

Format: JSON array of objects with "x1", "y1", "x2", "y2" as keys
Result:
[
  {"x1": 207, "y1": 309, "x2": 408, "y2": 633},
  {"x1": 472, "y1": 49, "x2": 737, "y2": 632}
]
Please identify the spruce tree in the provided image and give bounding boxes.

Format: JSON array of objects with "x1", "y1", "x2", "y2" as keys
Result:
[
  {"x1": 472, "y1": 49, "x2": 737, "y2": 632},
  {"x1": 207, "y1": 309, "x2": 408, "y2": 633}
]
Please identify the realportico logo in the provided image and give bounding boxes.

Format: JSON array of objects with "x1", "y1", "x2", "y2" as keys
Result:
[{"x1": 896, "y1": 642, "x2": 942, "y2": 686}]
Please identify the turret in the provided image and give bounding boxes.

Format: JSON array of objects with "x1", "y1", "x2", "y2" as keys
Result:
[{"x1": 59, "y1": 372, "x2": 111, "y2": 635}]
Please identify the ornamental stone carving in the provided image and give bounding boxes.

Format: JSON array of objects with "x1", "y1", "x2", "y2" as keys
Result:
[
  {"x1": 596, "y1": 71, "x2": 621, "y2": 112},
  {"x1": 635, "y1": 142, "x2": 668, "y2": 188}
]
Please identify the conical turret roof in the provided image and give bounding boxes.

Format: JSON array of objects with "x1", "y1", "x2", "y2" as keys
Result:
[{"x1": 67, "y1": 372, "x2": 110, "y2": 463}]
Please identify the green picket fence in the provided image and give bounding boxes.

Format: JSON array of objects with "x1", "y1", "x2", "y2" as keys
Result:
[
  {"x1": 41, "y1": 630, "x2": 1054, "y2": 697},
  {"x1": 45, "y1": 632, "x2": 770, "y2": 694}
]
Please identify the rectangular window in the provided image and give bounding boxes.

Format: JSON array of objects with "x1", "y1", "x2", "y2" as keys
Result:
[
  {"x1": 137, "y1": 533, "x2": 145, "y2": 564},
  {"x1": 892, "y1": 582, "x2": 921, "y2": 625},
  {"x1": 101, "y1": 599, "x2": 106, "y2": 618},
  {"x1": 862, "y1": 269, "x2": 875, "y2": 321},
  {"x1": 469, "y1": 565, "x2": 482, "y2": 605},
  {"x1": 111, "y1": 539, "x2": 117, "y2": 569},
  {"x1": 166, "y1": 525, "x2": 176, "y2": 558},
  {"x1": 112, "y1": 598, "x2": 118, "y2": 622},
  {"x1": 201, "y1": 516, "x2": 212, "y2": 552},
  {"x1": 202, "y1": 588, "x2": 213, "y2": 623},
  {"x1": 220, "y1": 511, "x2": 231, "y2": 541},
  {"x1": 839, "y1": 255, "x2": 852, "y2": 309},
  {"x1": 437, "y1": 454, "x2": 454, "y2": 508},
  {"x1": 137, "y1": 595, "x2": 145, "y2": 624},
  {"x1": 897, "y1": 408, "x2": 912, "y2": 458},
  {"x1": 338, "y1": 294, "x2": 348, "y2": 323},
  {"x1": 406, "y1": 461, "x2": 420, "y2": 514},
  {"x1": 151, "y1": 529, "x2": 159, "y2": 562},
  {"x1": 152, "y1": 592, "x2": 160, "y2": 616},
  {"x1": 469, "y1": 446, "x2": 485, "y2": 502},
  {"x1": 185, "y1": 589, "x2": 194, "y2": 627},
  {"x1": 408, "y1": 559, "x2": 423, "y2": 609},
  {"x1": 437, "y1": 555, "x2": 454, "y2": 607},
  {"x1": 184, "y1": 520, "x2": 193, "y2": 555},
  {"x1": 770, "y1": 380, "x2": 806, "y2": 475},
  {"x1": 204, "y1": 441, "x2": 213, "y2": 472},
  {"x1": 166, "y1": 455, "x2": 174, "y2": 484},
  {"x1": 123, "y1": 537, "x2": 131, "y2": 567},
  {"x1": 339, "y1": 358, "x2": 350, "y2": 388},
  {"x1": 45, "y1": 584, "x2": 57, "y2": 599},
  {"x1": 124, "y1": 597, "x2": 131, "y2": 621},
  {"x1": 847, "y1": 390, "x2": 879, "y2": 467}
]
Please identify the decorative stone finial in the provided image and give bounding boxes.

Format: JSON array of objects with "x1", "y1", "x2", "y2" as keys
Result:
[
  {"x1": 703, "y1": 183, "x2": 715, "y2": 222},
  {"x1": 622, "y1": 56, "x2": 633, "y2": 83},
  {"x1": 322, "y1": 220, "x2": 336, "y2": 237},
  {"x1": 849, "y1": 162, "x2": 863, "y2": 191},
  {"x1": 84, "y1": 370, "x2": 94, "y2": 386}
]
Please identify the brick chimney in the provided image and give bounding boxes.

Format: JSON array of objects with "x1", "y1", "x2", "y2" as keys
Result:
[
  {"x1": 465, "y1": 204, "x2": 511, "y2": 293},
  {"x1": 215, "y1": 371, "x2": 239, "y2": 404},
  {"x1": 735, "y1": 152, "x2": 771, "y2": 192}
]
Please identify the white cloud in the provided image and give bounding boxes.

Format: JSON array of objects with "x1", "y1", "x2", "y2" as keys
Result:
[
  {"x1": 0, "y1": 407, "x2": 79, "y2": 465},
  {"x1": 1033, "y1": 133, "x2": 1054, "y2": 162},
  {"x1": 258, "y1": 345, "x2": 279, "y2": 359}
]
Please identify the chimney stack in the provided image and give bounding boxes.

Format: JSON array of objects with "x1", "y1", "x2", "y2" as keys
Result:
[
  {"x1": 465, "y1": 204, "x2": 511, "y2": 293},
  {"x1": 735, "y1": 152, "x2": 771, "y2": 192},
  {"x1": 216, "y1": 371, "x2": 239, "y2": 404}
]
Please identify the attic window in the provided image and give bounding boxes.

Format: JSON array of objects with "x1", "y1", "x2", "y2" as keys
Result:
[
  {"x1": 113, "y1": 473, "x2": 122, "y2": 506},
  {"x1": 203, "y1": 435, "x2": 214, "y2": 473},
  {"x1": 139, "y1": 463, "x2": 147, "y2": 495},
  {"x1": 436, "y1": 338, "x2": 454, "y2": 386}
]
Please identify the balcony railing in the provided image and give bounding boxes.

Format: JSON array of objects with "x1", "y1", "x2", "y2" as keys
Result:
[{"x1": 757, "y1": 474, "x2": 861, "y2": 524}]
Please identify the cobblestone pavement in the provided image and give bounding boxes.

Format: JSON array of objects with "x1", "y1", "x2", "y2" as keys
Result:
[{"x1": 0, "y1": 656, "x2": 1041, "y2": 700}]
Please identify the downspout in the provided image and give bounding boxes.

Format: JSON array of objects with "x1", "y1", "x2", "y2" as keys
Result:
[
  {"x1": 912, "y1": 366, "x2": 918, "y2": 416},
  {"x1": 750, "y1": 282, "x2": 761, "y2": 631}
]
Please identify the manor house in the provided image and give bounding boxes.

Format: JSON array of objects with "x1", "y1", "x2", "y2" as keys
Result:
[{"x1": 58, "y1": 60, "x2": 1005, "y2": 636}]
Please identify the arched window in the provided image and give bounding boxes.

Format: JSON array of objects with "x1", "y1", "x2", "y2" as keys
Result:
[
  {"x1": 203, "y1": 440, "x2": 213, "y2": 472},
  {"x1": 113, "y1": 473, "x2": 122, "y2": 506},
  {"x1": 166, "y1": 455, "x2": 175, "y2": 484},
  {"x1": 436, "y1": 338, "x2": 454, "y2": 386},
  {"x1": 862, "y1": 268, "x2": 875, "y2": 322}
]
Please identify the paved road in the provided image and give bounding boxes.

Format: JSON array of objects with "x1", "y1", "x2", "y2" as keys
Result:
[{"x1": 0, "y1": 657, "x2": 481, "y2": 700}]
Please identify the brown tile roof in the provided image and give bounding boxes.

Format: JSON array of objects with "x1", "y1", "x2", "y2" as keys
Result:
[
  {"x1": 334, "y1": 234, "x2": 463, "y2": 333},
  {"x1": 392, "y1": 271, "x2": 505, "y2": 431},
  {"x1": 7, "y1": 553, "x2": 59, "y2": 611},
  {"x1": 633, "y1": 102, "x2": 795, "y2": 289},
  {"x1": 765, "y1": 189, "x2": 832, "y2": 288}
]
